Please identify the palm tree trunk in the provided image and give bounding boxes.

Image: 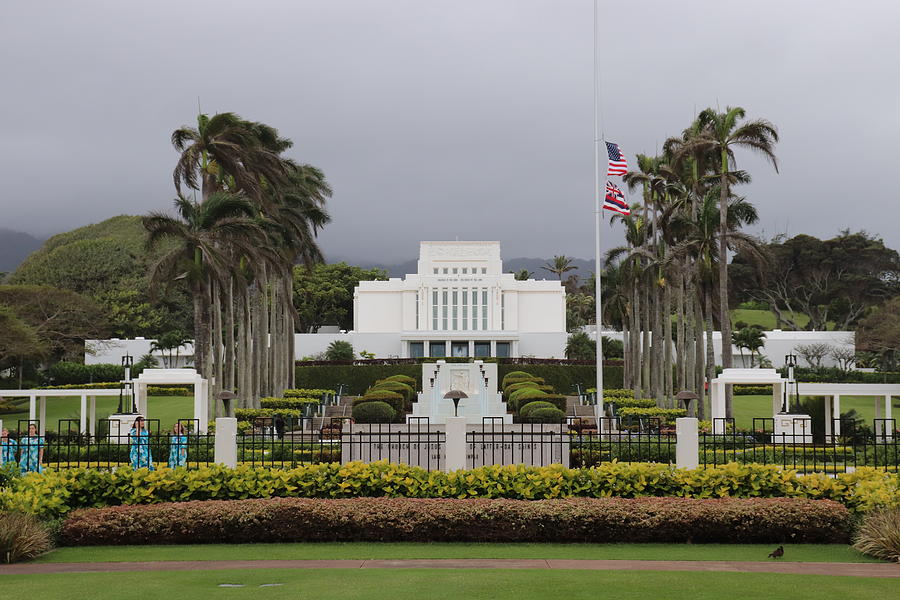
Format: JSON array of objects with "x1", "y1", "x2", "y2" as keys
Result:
[
  {"x1": 631, "y1": 276, "x2": 641, "y2": 399},
  {"x1": 705, "y1": 284, "x2": 717, "y2": 422},
  {"x1": 225, "y1": 278, "x2": 236, "y2": 394},
  {"x1": 719, "y1": 161, "x2": 734, "y2": 418},
  {"x1": 694, "y1": 280, "x2": 706, "y2": 420},
  {"x1": 675, "y1": 268, "x2": 686, "y2": 393},
  {"x1": 663, "y1": 278, "x2": 673, "y2": 408},
  {"x1": 641, "y1": 270, "x2": 651, "y2": 397},
  {"x1": 213, "y1": 279, "x2": 224, "y2": 418}
]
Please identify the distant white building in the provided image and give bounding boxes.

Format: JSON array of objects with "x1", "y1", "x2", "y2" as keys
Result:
[{"x1": 341, "y1": 241, "x2": 567, "y2": 358}]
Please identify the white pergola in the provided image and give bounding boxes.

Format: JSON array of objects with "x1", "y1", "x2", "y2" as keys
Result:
[
  {"x1": 710, "y1": 369, "x2": 787, "y2": 434},
  {"x1": 0, "y1": 388, "x2": 120, "y2": 436},
  {"x1": 797, "y1": 383, "x2": 896, "y2": 440},
  {"x1": 132, "y1": 368, "x2": 209, "y2": 433}
]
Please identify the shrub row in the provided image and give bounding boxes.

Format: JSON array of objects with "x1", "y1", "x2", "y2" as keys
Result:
[
  {"x1": 259, "y1": 397, "x2": 319, "y2": 410},
  {"x1": 59, "y1": 496, "x2": 851, "y2": 546},
  {"x1": 607, "y1": 397, "x2": 655, "y2": 408},
  {"x1": 617, "y1": 407, "x2": 687, "y2": 424},
  {"x1": 233, "y1": 408, "x2": 303, "y2": 421},
  {"x1": 283, "y1": 388, "x2": 336, "y2": 398},
  {"x1": 295, "y1": 364, "x2": 623, "y2": 395},
  {"x1": 734, "y1": 385, "x2": 774, "y2": 396},
  {"x1": 35, "y1": 383, "x2": 193, "y2": 396},
  {"x1": 2, "y1": 462, "x2": 897, "y2": 519}
]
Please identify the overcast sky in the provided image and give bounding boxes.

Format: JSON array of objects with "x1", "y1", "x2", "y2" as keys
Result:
[{"x1": 1, "y1": 1, "x2": 898, "y2": 264}]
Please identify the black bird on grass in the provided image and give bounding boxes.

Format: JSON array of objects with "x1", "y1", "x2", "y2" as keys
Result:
[{"x1": 768, "y1": 546, "x2": 784, "y2": 559}]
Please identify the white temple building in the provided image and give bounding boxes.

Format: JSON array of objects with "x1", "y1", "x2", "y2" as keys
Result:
[{"x1": 346, "y1": 241, "x2": 567, "y2": 358}]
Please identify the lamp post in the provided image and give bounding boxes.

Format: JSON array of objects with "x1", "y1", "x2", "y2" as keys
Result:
[
  {"x1": 117, "y1": 354, "x2": 134, "y2": 414},
  {"x1": 443, "y1": 390, "x2": 468, "y2": 417},
  {"x1": 783, "y1": 354, "x2": 798, "y2": 413}
]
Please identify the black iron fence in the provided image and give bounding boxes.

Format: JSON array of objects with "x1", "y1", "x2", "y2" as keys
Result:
[
  {"x1": 3, "y1": 418, "x2": 214, "y2": 471},
  {"x1": 237, "y1": 416, "x2": 445, "y2": 471},
  {"x1": 701, "y1": 417, "x2": 899, "y2": 473}
]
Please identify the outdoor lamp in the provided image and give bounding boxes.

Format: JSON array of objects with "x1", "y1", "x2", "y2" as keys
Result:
[
  {"x1": 443, "y1": 390, "x2": 468, "y2": 417},
  {"x1": 783, "y1": 354, "x2": 798, "y2": 412}
]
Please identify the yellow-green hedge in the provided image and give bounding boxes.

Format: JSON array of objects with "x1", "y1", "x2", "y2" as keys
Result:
[{"x1": 1, "y1": 461, "x2": 898, "y2": 519}]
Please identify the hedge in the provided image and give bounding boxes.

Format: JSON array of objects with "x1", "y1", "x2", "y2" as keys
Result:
[
  {"x1": 617, "y1": 407, "x2": 687, "y2": 424},
  {"x1": 368, "y1": 381, "x2": 415, "y2": 402},
  {"x1": 3, "y1": 462, "x2": 897, "y2": 519},
  {"x1": 380, "y1": 374, "x2": 417, "y2": 388},
  {"x1": 36, "y1": 383, "x2": 193, "y2": 396},
  {"x1": 283, "y1": 388, "x2": 336, "y2": 398},
  {"x1": 607, "y1": 397, "x2": 655, "y2": 408},
  {"x1": 519, "y1": 401, "x2": 557, "y2": 418},
  {"x1": 527, "y1": 407, "x2": 566, "y2": 424},
  {"x1": 233, "y1": 408, "x2": 303, "y2": 421},
  {"x1": 59, "y1": 496, "x2": 851, "y2": 546},
  {"x1": 354, "y1": 391, "x2": 405, "y2": 417},
  {"x1": 734, "y1": 385, "x2": 774, "y2": 396},
  {"x1": 260, "y1": 397, "x2": 320, "y2": 410},
  {"x1": 46, "y1": 362, "x2": 125, "y2": 385},
  {"x1": 295, "y1": 364, "x2": 623, "y2": 396},
  {"x1": 501, "y1": 371, "x2": 535, "y2": 388},
  {"x1": 352, "y1": 401, "x2": 394, "y2": 424}
]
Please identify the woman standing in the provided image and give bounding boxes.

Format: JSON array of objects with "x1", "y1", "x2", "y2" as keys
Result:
[
  {"x1": 18, "y1": 423, "x2": 44, "y2": 474},
  {"x1": 0, "y1": 428, "x2": 17, "y2": 468},
  {"x1": 129, "y1": 417, "x2": 155, "y2": 471},
  {"x1": 167, "y1": 422, "x2": 188, "y2": 468}
]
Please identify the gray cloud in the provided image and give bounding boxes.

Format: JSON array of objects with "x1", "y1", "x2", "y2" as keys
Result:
[{"x1": 1, "y1": 0, "x2": 898, "y2": 264}]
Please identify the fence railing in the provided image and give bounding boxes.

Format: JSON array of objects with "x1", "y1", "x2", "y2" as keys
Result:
[
  {"x1": 3, "y1": 418, "x2": 214, "y2": 471},
  {"x1": 701, "y1": 417, "x2": 899, "y2": 473}
]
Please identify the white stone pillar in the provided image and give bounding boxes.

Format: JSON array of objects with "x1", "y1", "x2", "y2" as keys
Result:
[
  {"x1": 711, "y1": 382, "x2": 726, "y2": 434},
  {"x1": 28, "y1": 393, "x2": 36, "y2": 423},
  {"x1": 89, "y1": 397, "x2": 97, "y2": 437},
  {"x1": 214, "y1": 417, "x2": 238, "y2": 468},
  {"x1": 824, "y1": 395, "x2": 833, "y2": 442},
  {"x1": 80, "y1": 394, "x2": 88, "y2": 434},
  {"x1": 676, "y1": 418, "x2": 699, "y2": 470},
  {"x1": 834, "y1": 395, "x2": 842, "y2": 435},
  {"x1": 445, "y1": 417, "x2": 467, "y2": 472},
  {"x1": 39, "y1": 397, "x2": 47, "y2": 436}
]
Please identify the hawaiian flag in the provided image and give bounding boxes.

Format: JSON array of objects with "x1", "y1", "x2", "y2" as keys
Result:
[
  {"x1": 606, "y1": 141, "x2": 628, "y2": 176},
  {"x1": 604, "y1": 181, "x2": 630, "y2": 215}
]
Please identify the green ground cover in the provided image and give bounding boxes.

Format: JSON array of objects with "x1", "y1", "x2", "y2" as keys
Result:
[
  {"x1": 730, "y1": 308, "x2": 814, "y2": 330},
  {"x1": 731, "y1": 394, "x2": 900, "y2": 430},
  {"x1": 37, "y1": 543, "x2": 880, "y2": 564},
  {"x1": 0, "y1": 395, "x2": 194, "y2": 432},
  {"x1": 0, "y1": 569, "x2": 893, "y2": 600}
]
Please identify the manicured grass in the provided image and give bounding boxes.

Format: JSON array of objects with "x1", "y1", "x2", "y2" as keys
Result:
[
  {"x1": 37, "y1": 543, "x2": 881, "y2": 564},
  {"x1": 730, "y1": 308, "x2": 811, "y2": 330},
  {"x1": 731, "y1": 394, "x2": 900, "y2": 430},
  {"x1": 0, "y1": 569, "x2": 894, "y2": 600},
  {"x1": 0, "y1": 395, "x2": 194, "y2": 432}
]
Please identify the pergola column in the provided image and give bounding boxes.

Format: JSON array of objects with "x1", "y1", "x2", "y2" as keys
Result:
[
  {"x1": 89, "y1": 397, "x2": 97, "y2": 437},
  {"x1": 824, "y1": 395, "x2": 833, "y2": 442},
  {"x1": 38, "y1": 396, "x2": 47, "y2": 436},
  {"x1": 834, "y1": 395, "x2": 842, "y2": 435},
  {"x1": 79, "y1": 394, "x2": 88, "y2": 434}
]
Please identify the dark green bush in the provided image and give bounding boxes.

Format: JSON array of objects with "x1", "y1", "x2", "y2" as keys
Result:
[
  {"x1": 369, "y1": 381, "x2": 415, "y2": 403},
  {"x1": 46, "y1": 362, "x2": 123, "y2": 385},
  {"x1": 519, "y1": 401, "x2": 557, "y2": 417},
  {"x1": 508, "y1": 388, "x2": 549, "y2": 412},
  {"x1": 527, "y1": 407, "x2": 566, "y2": 423},
  {"x1": 352, "y1": 401, "x2": 394, "y2": 424},
  {"x1": 354, "y1": 391, "x2": 405, "y2": 418},
  {"x1": 382, "y1": 374, "x2": 417, "y2": 388}
]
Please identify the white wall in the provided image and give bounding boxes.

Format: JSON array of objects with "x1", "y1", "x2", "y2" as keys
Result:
[
  {"x1": 85, "y1": 338, "x2": 194, "y2": 368},
  {"x1": 587, "y1": 328, "x2": 855, "y2": 368}
]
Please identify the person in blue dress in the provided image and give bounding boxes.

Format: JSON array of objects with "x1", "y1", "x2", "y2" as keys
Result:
[
  {"x1": 167, "y1": 422, "x2": 188, "y2": 468},
  {"x1": 129, "y1": 416, "x2": 155, "y2": 470},
  {"x1": 0, "y1": 428, "x2": 18, "y2": 468},
  {"x1": 18, "y1": 423, "x2": 44, "y2": 474}
]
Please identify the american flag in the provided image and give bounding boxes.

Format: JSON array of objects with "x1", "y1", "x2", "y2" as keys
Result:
[
  {"x1": 606, "y1": 141, "x2": 628, "y2": 176},
  {"x1": 604, "y1": 180, "x2": 630, "y2": 215}
]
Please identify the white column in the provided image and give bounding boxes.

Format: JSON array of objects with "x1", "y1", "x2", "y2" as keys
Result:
[
  {"x1": 445, "y1": 417, "x2": 467, "y2": 472},
  {"x1": 89, "y1": 397, "x2": 97, "y2": 437},
  {"x1": 196, "y1": 378, "x2": 209, "y2": 433},
  {"x1": 28, "y1": 393, "x2": 36, "y2": 423},
  {"x1": 80, "y1": 394, "x2": 88, "y2": 434},
  {"x1": 772, "y1": 382, "x2": 783, "y2": 416},
  {"x1": 834, "y1": 395, "x2": 842, "y2": 435},
  {"x1": 886, "y1": 395, "x2": 894, "y2": 440},
  {"x1": 676, "y1": 418, "x2": 699, "y2": 470},
  {"x1": 490, "y1": 340, "x2": 497, "y2": 357},
  {"x1": 824, "y1": 395, "x2": 833, "y2": 442},
  {"x1": 39, "y1": 397, "x2": 47, "y2": 436},
  {"x1": 214, "y1": 417, "x2": 238, "y2": 468},
  {"x1": 468, "y1": 340, "x2": 474, "y2": 358},
  {"x1": 711, "y1": 382, "x2": 726, "y2": 434}
]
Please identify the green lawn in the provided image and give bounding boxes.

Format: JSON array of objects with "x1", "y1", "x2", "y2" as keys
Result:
[
  {"x1": 731, "y1": 394, "x2": 900, "y2": 430},
  {"x1": 0, "y1": 395, "x2": 195, "y2": 432},
  {"x1": 37, "y1": 543, "x2": 880, "y2": 564},
  {"x1": 730, "y1": 308, "x2": 809, "y2": 330},
  {"x1": 0, "y1": 569, "x2": 894, "y2": 600}
]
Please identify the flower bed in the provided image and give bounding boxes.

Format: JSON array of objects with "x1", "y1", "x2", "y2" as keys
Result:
[{"x1": 58, "y1": 496, "x2": 851, "y2": 546}]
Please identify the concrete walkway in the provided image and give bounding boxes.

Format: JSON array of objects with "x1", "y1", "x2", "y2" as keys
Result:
[{"x1": 1, "y1": 559, "x2": 898, "y2": 578}]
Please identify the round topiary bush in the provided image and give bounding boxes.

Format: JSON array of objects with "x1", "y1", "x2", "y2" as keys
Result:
[
  {"x1": 503, "y1": 381, "x2": 541, "y2": 397},
  {"x1": 352, "y1": 401, "x2": 395, "y2": 424},
  {"x1": 508, "y1": 388, "x2": 549, "y2": 412},
  {"x1": 527, "y1": 407, "x2": 566, "y2": 423},
  {"x1": 369, "y1": 381, "x2": 415, "y2": 403},
  {"x1": 519, "y1": 401, "x2": 556, "y2": 418},
  {"x1": 356, "y1": 390, "x2": 405, "y2": 414},
  {"x1": 383, "y1": 374, "x2": 417, "y2": 388},
  {"x1": 501, "y1": 371, "x2": 534, "y2": 388}
]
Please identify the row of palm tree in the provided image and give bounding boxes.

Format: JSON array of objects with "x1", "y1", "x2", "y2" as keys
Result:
[
  {"x1": 602, "y1": 106, "x2": 778, "y2": 418},
  {"x1": 143, "y1": 112, "x2": 331, "y2": 414}
]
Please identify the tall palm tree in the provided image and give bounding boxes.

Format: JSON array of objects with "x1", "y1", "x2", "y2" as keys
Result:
[
  {"x1": 688, "y1": 107, "x2": 778, "y2": 405},
  {"x1": 143, "y1": 193, "x2": 266, "y2": 378},
  {"x1": 542, "y1": 255, "x2": 577, "y2": 280}
]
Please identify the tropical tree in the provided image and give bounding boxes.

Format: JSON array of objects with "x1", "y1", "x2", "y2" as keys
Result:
[
  {"x1": 512, "y1": 269, "x2": 532, "y2": 281},
  {"x1": 325, "y1": 340, "x2": 355, "y2": 361},
  {"x1": 565, "y1": 331, "x2": 595, "y2": 360},
  {"x1": 542, "y1": 255, "x2": 577, "y2": 280},
  {"x1": 682, "y1": 106, "x2": 778, "y2": 384}
]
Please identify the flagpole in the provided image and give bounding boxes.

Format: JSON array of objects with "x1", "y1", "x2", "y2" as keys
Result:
[{"x1": 593, "y1": 0, "x2": 604, "y2": 415}]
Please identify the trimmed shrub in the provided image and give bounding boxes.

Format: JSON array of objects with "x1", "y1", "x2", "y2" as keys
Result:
[
  {"x1": 501, "y1": 371, "x2": 535, "y2": 388},
  {"x1": 234, "y1": 408, "x2": 303, "y2": 421},
  {"x1": 0, "y1": 512, "x2": 53, "y2": 562},
  {"x1": 260, "y1": 397, "x2": 320, "y2": 410},
  {"x1": 354, "y1": 391, "x2": 404, "y2": 416},
  {"x1": 508, "y1": 387, "x2": 549, "y2": 405},
  {"x1": 607, "y1": 397, "x2": 656, "y2": 409},
  {"x1": 617, "y1": 407, "x2": 687, "y2": 425},
  {"x1": 734, "y1": 385, "x2": 774, "y2": 396},
  {"x1": 519, "y1": 401, "x2": 557, "y2": 418},
  {"x1": 382, "y1": 374, "x2": 417, "y2": 388},
  {"x1": 528, "y1": 407, "x2": 566, "y2": 423},
  {"x1": 503, "y1": 377, "x2": 545, "y2": 390},
  {"x1": 4, "y1": 463, "x2": 897, "y2": 520},
  {"x1": 503, "y1": 381, "x2": 541, "y2": 396},
  {"x1": 369, "y1": 381, "x2": 415, "y2": 402},
  {"x1": 853, "y1": 507, "x2": 900, "y2": 562},
  {"x1": 59, "y1": 497, "x2": 851, "y2": 545},
  {"x1": 352, "y1": 401, "x2": 394, "y2": 424},
  {"x1": 284, "y1": 388, "x2": 336, "y2": 398},
  {"x1": 46, "y1": 362, "x2": 124, "y2": 385}
]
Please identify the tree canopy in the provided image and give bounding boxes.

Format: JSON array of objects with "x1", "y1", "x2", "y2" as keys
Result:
[{"x1": 292, "y1": 262, "x2": 388, "y2": 333}]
